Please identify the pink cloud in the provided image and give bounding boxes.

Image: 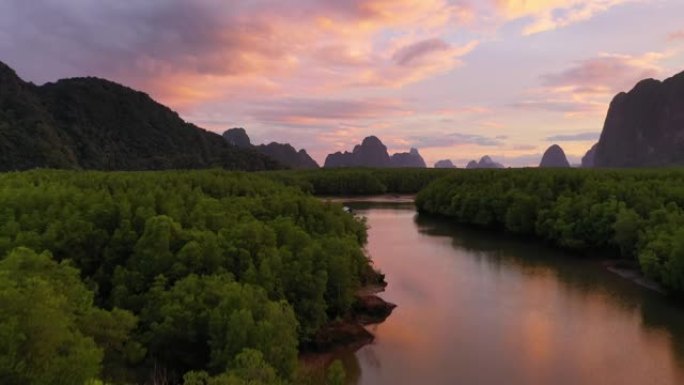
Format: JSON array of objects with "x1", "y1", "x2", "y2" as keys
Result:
[
  {"x1": 409, "y1": 132, "x2": 505, "y2": 148},
  {"x1": 435, "y1": 106, "x2": 492, "y2": 117},
  {"x1": 668, "y1": 29, "x2": 684, "y2": 41},
  {"x1": 393, "y1": 39, "x2": 451, "y2": 66},
  {"x1": 248, "y1": 98, "x2": 413, "y2": 127},
  {"x1": 351, "y1": 40, "x2": 479, "y2": 88},
  {"x1": 1, "y1": 0, "x2": 674, "y2": 167},
  {"x1": 516, "y1": 51, "x2": 669, "y2": 118},
  {"x1": 541, "y1": 52, "x2": 663, "y2": 90},
  {"x1": 141, "y1": 1, "x2": 479, "y2": 102},
  {"x1": 1, "y1": 0, "x2": 478, "y2": 106}
]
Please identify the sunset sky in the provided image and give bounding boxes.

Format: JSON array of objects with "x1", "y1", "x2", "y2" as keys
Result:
[{"x1": 1, "y1": 0, "x2": 683, "y2": 166}]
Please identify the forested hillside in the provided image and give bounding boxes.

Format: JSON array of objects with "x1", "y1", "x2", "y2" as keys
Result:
[
  {"x1": 0, "y1": 61, "x2": 279, "y2": 171},
  {"x1": 0, "y1": 170, "x2": 373, "y2": 385},
  {"x1": 416, "y1": 169, "x2": 684, "y2": 294}
]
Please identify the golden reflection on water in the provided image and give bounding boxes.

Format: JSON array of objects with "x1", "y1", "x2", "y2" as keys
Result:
[{"x1": 340, "y1": 205, "x2": 684, "y2": 385}]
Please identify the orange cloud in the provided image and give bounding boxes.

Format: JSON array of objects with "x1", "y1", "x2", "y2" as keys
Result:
[
  {"x1": 493, "y1": 0, "x2": 639, "y2": 35},
  {"x1": 114, "y1": 0, "x2": 480, "y2": 106}
]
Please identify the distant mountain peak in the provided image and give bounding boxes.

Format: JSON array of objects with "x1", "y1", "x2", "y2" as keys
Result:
[
  {"x1": 223, "y1": 128, "x2": 252, "y2": 148},
  {"x1": 466, "y1": 156, "x2": 504, "y2": 169},
  {"x1": 222, "y1": 128, "x2": 318, "y2": 169},
  {"x1": 540, "y1": 144, "x2": 570, "y2": 168},
  {"x1": 327, "y1": 136, "x2": 391, "y2": 168},
  {"x1": 595, "y1": 69, "x2": 684, "y2": 167},
  {"x1": 361, "y1": 136, "x2": 384, "y2": 147},
  {"x1": 324, "y1": 136, "x2": 426, "y2": 168},
  {"x1": 434, "y1": 159, "x2": 456, "y2": 168},
  {"x1": 391, "y1": 147, "x2": 426, "y2": 168},
  {"x1": 260, "y1": 142, "x2": 319, "y2": 169}
]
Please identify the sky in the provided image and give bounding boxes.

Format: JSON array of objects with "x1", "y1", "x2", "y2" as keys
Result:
[{"x1": 1, "y1": 0, "x2": 683, "y2": 167}]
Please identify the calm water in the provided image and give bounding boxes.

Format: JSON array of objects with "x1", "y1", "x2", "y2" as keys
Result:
[{"x1": 339, "y1": 202, "x2": 684, "y2": 385}]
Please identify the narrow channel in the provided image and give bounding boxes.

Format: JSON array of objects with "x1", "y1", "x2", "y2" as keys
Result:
[{"x1": 339, "y1": 201, "x2": 684, "y2": 385}]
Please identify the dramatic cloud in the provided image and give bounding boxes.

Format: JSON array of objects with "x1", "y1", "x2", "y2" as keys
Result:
[
  {"x1": 0, "y1": 0, "x2": 476, "y2": 105},
  {"x1": 546, "y1": 132, "x2": 601, "y2": 142},
  {"x1": 0, "y1": 0, "x2": 679, "y2": 166}
]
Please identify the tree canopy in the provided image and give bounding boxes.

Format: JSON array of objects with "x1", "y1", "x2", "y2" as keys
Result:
[
  {"x1": 0, "y1": 169, "x2": 369, "y2": 384},
  {"x1": 416, "y1": 168, "x2": 684, "y2": 294}
]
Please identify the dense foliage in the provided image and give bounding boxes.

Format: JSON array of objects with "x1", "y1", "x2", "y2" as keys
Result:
[
  {"x1": 416, "y1": 168, "x2": 684, "y2": 293},
  {"x1": 0, "y1": 61, "x2": 279, "y2": 171},
  {"x1": 0, "y1": 170, "x2": 373, "y2": 384},
  {"x1": 264, "y1": 168, "x2": 456, "y2": 196}
]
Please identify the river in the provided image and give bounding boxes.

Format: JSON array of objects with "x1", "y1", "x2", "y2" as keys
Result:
[{"x1": 337, "y1": 200, "x2": 684, "y2": 385}]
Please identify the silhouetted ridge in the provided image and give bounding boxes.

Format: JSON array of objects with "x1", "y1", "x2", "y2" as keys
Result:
[
  {"x1": 595, "y1": 70, "x2": 684, "y2": 167},
  {"x1": 0, "y1": 60, "x2": 280, "y2": 171},
  {"x1": 259, "y1": 142, "x2": 319, "y2": 169},
  {"x1": 466, "y1": 156, "x2": 504, "y2": 169},
  {"x1": 324, "y1": 136, "x2": 426, "y2": 168},
  {"x1": 223, "y1": 128, "x2": 252, "y2": 148},
  {"x1": 390, "y1": 148, "x2": 426, "y2": 168},
  {"x1": 325, "y1": 136, "x2": 392, "y2": 168},
  {"x1": 221, "y1": 128, "x2": 319, "y2": 169},
  {"x1": 0, "y1": 61, "x2": 20, "y2": 85},
  {"x1": 582, "y1": 143, "x2": 597, "y2": 168}
]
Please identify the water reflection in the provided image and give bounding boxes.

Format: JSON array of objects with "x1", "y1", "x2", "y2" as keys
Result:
[{"x1": 341, "y1": 203, "x2": 684, "y2": 385}]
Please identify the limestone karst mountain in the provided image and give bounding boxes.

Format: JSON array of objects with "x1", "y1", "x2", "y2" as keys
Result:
[
  {"x1": 325, "y1": 136, "x2": 392, "y2": 168},
  {"x1": 222, "y1": 127, "x2": 252, "y2": 148},
  {"x1": 582, "y1": 143, "x2": 598, "y2": 168},
  {"x1": 539, "y1": 144, "x2": 571, "y2": 168},
  {"x1": 324, "y1": 136, "x2": 426, "y2": 168},
  {"x1": 222, "y1": 128, "x2": 319, "y2": 169},
  {"x1": 434, "y1": 159, "x2": 457, "y2": 168},
  {"x1": 595, "y1": 70, "x2": 684, "y2": 167},
  {"x1": 390, "y1": 148, "x2": 427, "y2": 168},
  {"x1": 465, "y1": 156, "x2": 504, "y2": 169}
]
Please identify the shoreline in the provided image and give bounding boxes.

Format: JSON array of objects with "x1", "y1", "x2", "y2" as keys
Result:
[
  {"x1": 302, "y1": 286, "x2": 396, "y2": 353},
  {"x1": 299, "y1": 279, "x2": 396, "y2": 370},
  {"x1": 603, "y1": 260, "x2": 665, "y2": 294},
  {"x1": 415, "y1": 212, "x2": 671, "y2": 297},
  {"x1": 330, "y1": 197, "x2": 670, "y2": 299},
  {"x1": 300, "y1": 197, "x2": 402, "y2": 366},
  {"x1": 321, "y1": 194, "x2": 416, "y2": 204}
]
